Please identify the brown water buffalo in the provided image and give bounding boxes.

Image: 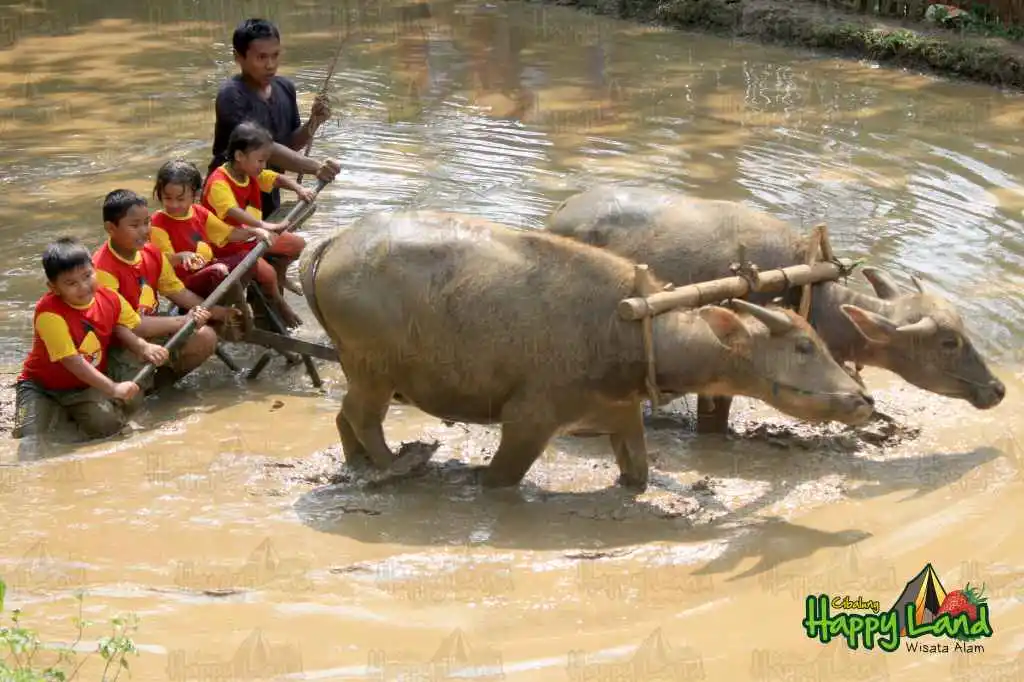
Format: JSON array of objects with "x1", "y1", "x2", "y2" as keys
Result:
[
  {"x1": 299, "y1": 210, "x2": 874, "y2": 490},
  {"x1": 545, "y1": 185, "x2": 1006, "y2": 433}
]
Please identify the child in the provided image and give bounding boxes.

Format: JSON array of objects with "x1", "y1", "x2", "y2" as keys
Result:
[
  {"x1": 202, "y1": 120, "x2": 314, "y2": 329},
  {"x1": 12, "y1": 237, "x2": 170, "y2": 449},
  {"x1": 150, "y1": 158, "x2": 274, "y2": 338},
  {"x1": 92, "y1": 189, "x2": 226, "y2": 395}
]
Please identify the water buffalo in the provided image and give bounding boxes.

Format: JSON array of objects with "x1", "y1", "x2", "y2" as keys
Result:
[
  {"x1": 299, "y1": 210, "x2": 874, "y2": 490},
  {"x1": 545, "y1": 185, "x2": 1006, "y2": 433}
]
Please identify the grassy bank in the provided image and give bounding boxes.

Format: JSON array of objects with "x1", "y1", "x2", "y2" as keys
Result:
[{"x1": 536, "y1": 0, "x2": 1024, "y2": 90}]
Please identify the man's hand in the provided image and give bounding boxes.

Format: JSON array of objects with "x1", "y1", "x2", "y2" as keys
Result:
[
  {"x1": 315, "y1": 158, "x2": 341, "y2": 183},
  {"x1": 295, "y1": 185, "x2": 316, "y2": 203},
  {"x1": 309, "y1": 93, "x2": 331, "y2": 128},
  {"x1": 140, "y1": 343, "x2": 169, "y2": 367},
  {"x1": 110, "y1": 381, "x2": 140, "y2": 403},
  {"x1": 188, "y1": 305, "x2": 212, "y2": 328}
]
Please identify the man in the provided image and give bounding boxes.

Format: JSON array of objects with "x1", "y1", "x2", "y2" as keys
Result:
[{"x1": 209, "y1": 17, "x2": 341, "y2": 220}]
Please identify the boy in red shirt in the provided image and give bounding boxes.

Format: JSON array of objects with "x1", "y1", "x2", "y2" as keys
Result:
[
  {"x1": 93, "y1": 189, "x2": 231, "y2": 395},
  {"x1": 12, "y1": 238, "x2": 172, "y2": 450}
]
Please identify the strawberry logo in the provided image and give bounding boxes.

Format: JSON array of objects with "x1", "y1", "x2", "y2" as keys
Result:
[{"x1": 936, "y1": 583, "x2": 987, "y2": 640}]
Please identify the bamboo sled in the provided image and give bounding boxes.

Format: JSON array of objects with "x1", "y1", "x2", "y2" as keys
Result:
[{"x1": 214, "y1": 198, "x2": 341, "y2": 389}]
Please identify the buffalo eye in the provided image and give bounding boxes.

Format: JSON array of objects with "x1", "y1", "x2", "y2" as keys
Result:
[
  {"x1": 941, "y1": 337, "x2": 960, "y2": 351},
  {"x1": 795, "y1": 339, "x2": 814, "y2": 355}
]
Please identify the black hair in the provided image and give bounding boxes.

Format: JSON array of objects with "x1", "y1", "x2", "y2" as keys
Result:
[
  {"x1": 102, "y1": 189, "x2": 148, "y2": 225},
  {"x1": 226, "y1": 121, "x2": 274, "y2": 161},
  {"x1": 153, "y1": 159, "x2": 203, "y2": 200},
  {"x1": 42, "y1": 237, "x2": 92, "y2": 282},
  {"x1": 233, "y1": 18, "x2": 280, "y2": 57}
]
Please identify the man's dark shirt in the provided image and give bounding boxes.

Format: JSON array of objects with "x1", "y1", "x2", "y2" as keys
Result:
[{"x1": 209, "y1": 75, "x2": 301, "y2": 219}]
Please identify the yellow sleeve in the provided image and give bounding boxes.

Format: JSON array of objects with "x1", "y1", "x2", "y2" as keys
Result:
[
  {"x1": 36, "y1": 312, "x2": 78, "y2": 362},
  {"x1": 203, "y1": 211, "x2": 235, "y2": 247},
  {"x1": 95, "y1": 269, "x2": 120, "y2": 291},
  {"x1": 156, "y1": 253, "x2": 186, "y2": 295},
  {"x1": 114, "y1": 292, "x2": 141, "y2": 329},
  {"x1": 207, "y1": 179, "x2": 239, "y2": 219},
  {"x1": 256, "y1": 169, "x2": 279, "y2": 193},
  {"x1": 149, "y1": 226, "x2": 175, "y2": 257}
]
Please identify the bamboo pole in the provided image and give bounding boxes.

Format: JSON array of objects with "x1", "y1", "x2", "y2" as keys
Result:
[
  {"x1": 295, "y1": 32, "x2": 350, "y2": 185},
  {"x1": 617, "y1": 258, "x2": 856, "y2": 321},
  {"x1": 128, "y1": 179, "x2": 329, "y2": 388}
]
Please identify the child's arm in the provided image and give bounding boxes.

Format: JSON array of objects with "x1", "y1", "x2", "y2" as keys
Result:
[
  {"x1": 59, "y1": 354, "x2": 139, "y2": 402},
  {"x1": 273, "y1": 172, "x2": 316, "y2": 204},
  {"x1": 153, "y1": 252, "x2": 233, "y2": 323},
  {"x1": 203, "y1": 208, "x2": 273, "y2": 247},
  {"x1": 112, "y1": 325, "x2": 169, "y2": 371}
]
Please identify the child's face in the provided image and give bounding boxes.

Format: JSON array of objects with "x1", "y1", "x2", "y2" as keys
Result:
[
  {"x1": 160, "y1": 183, "x2": 194, "y2": 217},
  {"x1": 48, "y1": 263, "x2": 96, "y2": 307},
  {"x1": 235, "y1": 38, "x2": 281, "y2": 86},
  {"x1": 233, "y1": 144, "x2": 272, "y2": 178},
  {"x1": 105, "y1": 204, "x2": 151, "y2": 254}
]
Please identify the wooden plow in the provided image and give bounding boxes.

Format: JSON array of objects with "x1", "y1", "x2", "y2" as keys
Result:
[
  {"x1": 619, "y1": 223, "x2": 861, "y2": 406},
  {"x1": 211, "y1": 200, "x2": 340, "y2": 389}
]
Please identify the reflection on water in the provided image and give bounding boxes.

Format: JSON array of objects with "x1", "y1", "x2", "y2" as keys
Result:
[{"x1": 2, "y1": 0, "x2": 1024, "y2": 369}]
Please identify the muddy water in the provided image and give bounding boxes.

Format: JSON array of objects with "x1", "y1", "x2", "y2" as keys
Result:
[{"x1": 2, "y1": 0, "x2": 1024, "y2": 679}]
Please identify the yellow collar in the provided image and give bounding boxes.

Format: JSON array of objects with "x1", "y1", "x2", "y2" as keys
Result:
[
  {"x1": 161, "y1": 205, "x2": 195, "y2": 221},
  {"x1": 106, "y1": 238, "x2": 141, "y2": 265},
  {"x1": 222, "y1": 163, "x2": 251, "y2": 187}
]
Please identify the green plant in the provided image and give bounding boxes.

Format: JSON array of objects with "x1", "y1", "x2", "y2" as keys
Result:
[{"x1": 0, "y1": 578, "x2": 140, "y2": 681}]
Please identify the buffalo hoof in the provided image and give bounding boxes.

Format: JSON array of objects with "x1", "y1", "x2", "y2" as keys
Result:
[
  {"x1": 615, "y1": 473, "x2": 648, "y2": 492},
  {"x1": 480, "y1": 468, "x2": 525, "y2": 489}
]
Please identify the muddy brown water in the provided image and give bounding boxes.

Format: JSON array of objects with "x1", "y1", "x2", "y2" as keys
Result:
[{"x1": 2, "y1": 0, "x2": 1024, "y2": 680}]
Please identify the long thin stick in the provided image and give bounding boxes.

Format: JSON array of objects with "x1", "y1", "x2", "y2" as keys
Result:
[
  {"x1": 295, "y1": 34, "x2": 348, "y2": 185},
  {"x1": 130, "y1": 179, "x2": 329, "y2": 387}
]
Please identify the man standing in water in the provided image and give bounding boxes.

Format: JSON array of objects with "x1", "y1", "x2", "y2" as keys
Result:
[{"x1": 209, "y1": 17, "x2": 341, "y2": 221}]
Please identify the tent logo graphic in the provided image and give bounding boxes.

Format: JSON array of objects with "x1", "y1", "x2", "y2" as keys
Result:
[{"x1": 802, "y1": 563, "x2": 993, "y2": 652}]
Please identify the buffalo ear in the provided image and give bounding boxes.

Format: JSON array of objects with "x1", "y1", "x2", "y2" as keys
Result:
[
  {"x1": 700, "y1": 306, "x2": 753, "y2": 354},
  {"x1": 840, "y1": 304, "x2": 896, "y2": 345}
]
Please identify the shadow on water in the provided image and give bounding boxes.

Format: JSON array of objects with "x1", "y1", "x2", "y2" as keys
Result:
[
  {"x1": 290, "y1": 429, "x2": 1005, "y2": 579},
  {"x1": 292, "y1": 467, "x2": 873, "y2": 581}
]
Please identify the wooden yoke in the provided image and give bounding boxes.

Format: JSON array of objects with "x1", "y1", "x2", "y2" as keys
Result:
[
  {"x1": 799, "y1": 223, "x2": 836, "y2": 320},
  {"x1": 632, "y1": 264, "x2": 665, "y2": 408}
]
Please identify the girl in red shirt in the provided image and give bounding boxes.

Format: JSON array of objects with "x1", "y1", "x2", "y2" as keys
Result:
[{"x1": 201, "y1": 122, "x2": 313, "y2": 328}]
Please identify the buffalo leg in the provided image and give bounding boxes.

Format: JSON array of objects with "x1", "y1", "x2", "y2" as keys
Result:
[
  {"x1": 340, "y1": 381, "x2": 396, "y2": 469},
  {"x1": 335, "y1": 409, "x2": 373, "y2": 469},
  {"x1": 608, "y1": 402, "x2": 649, "y2": 491},
  {"x1": 482, "y1": 398, "x2": 559, "y2": 488},
  {"x1": 696, "y1": 394, "x2": 733, "y2": 434},
  {"x1": 482, "y1": 425, "x2": 557, "y2": 488}
]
